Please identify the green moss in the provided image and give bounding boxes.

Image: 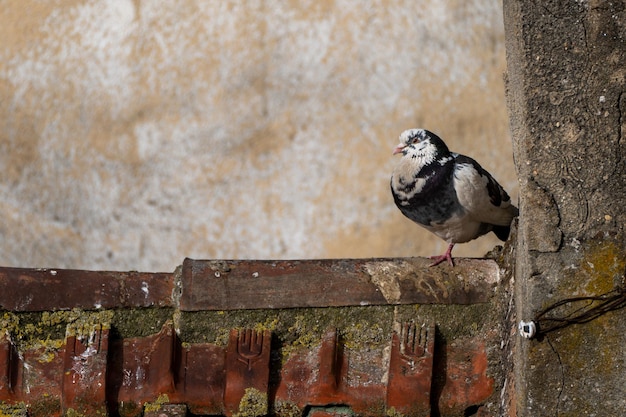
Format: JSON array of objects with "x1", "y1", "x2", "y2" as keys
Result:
[
  {"x1": 65, "y1": 407, "x2": 106, "y2": 417},
  {"x1": 0, "y1": 402, "x2": 28, "y2": 417},
  {"x1": 28, "y1": 396, "x2": 61, "y2": 417},
  {"x1": 394, "y1": 303, "x2": 492, "y2": 339},
  {"x1": 111, "y1": 308, "x2": 174, "y2": 338},
  {"x1": 545, "y1": 239, "x2": 626, "y2": 324},
  {"x1": 0, "y1": 310, "x2": 112, "y2": 352},
  {"x1": 179, "y1": 306, "x2": 396, "y2": 362},
  {"x1": 581, "y1": 240, "x2": 625, "y2": 295},
  {"x1": 273, "y1": 400, "x2": 302, "y2": 417},
  {"x1": 117, "y1": 401, "x2": 141, "y2": 417},
  {"x1": 34, "y1": 337, "x2": 64, "y2": 363},
  {"x1": 550, "y1": 239, "x2": 625, "y2": 301},
  {"x1": 549, "y1": 312, "x2": 621, "y2": 376},
  {"x1": 1, "y1": 312, "x2": 38, "y2": 341},
  {"x1": 307, "y1": 406, "x2": 356, "y2": 416},
  {"x1": 180, "y1": 309, "x2": 281, "y2": 345},
  {"x1": 65, "y1": 311, "x2": 112, "y2": 338},
  {"x1": 178, "y1": 303, "x2": 497, "y2": 369},
  {"x1": 253, "y1": 316, "x2": 280, "y2": 333},
  {"x1": 233, "y1": 388, "x2": 267, "y2": 417},
  {"x1": 526, "y1": 238, "x2": 626, "y2": 417},
  {"x1": 385, "y1": 407, "x2": 404, "y2": 417},
  {"x1": 180, "y1": 305, "x2": 397, "y2": 388},
  {"x1": 143, "y1": 394, "x2": 170, "y2": 413},
  {"x1": 341, "y1": 317, "x2": 387, "y2": 350}
]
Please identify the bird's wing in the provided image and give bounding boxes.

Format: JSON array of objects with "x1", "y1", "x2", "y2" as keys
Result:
[{"x1": 452, "y1": 154, "x2": 517, "y2": 226}]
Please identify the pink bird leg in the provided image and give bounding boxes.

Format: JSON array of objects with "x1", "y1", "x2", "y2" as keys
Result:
[{"x1": 429, "y1": 243, "x2": 455, "y2": 267}]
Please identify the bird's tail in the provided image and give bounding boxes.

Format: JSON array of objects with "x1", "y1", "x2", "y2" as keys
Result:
[
  {"x1": 492, "y1": 226, "x2": 511, "y2": 242},
  {"x1": 492, "y1": 225, "x2": 511, "y2": 241},
  {"x1": 493, "y1": 205, "x2": 518, "y2": 241}
]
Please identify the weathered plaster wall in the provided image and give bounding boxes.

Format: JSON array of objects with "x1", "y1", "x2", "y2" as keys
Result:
[{"x1": 0, "y1": 1, "x2": 514, "y2": 271}]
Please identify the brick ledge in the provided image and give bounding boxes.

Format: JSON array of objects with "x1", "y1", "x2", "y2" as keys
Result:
[{"x1": 0, "y1": 257, "x2": 500, "y2": 312}]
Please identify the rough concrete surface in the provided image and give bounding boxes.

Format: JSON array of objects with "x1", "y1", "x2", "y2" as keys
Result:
[
  {"x1": 0, "y1": 1, "x2": 515, "y2": 271},
  {"x1": 504, "y1": 0, "x2": 626, "y2": 415}
]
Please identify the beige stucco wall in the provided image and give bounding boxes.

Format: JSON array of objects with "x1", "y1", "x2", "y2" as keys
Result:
[{"x1": 0, "y1": 1, "x2": 516, "y2": 271}]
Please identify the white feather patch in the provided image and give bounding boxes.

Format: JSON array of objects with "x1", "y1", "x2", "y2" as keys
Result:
[
  {"x1": 391, "y1": 140, "x2": 441, "y2": 201},
  {"x1": 423, "y1": 212, "x2": 485, "y2": 243},
  {"x1": 453, "y1": 163, "x2": 515, "y2": 226}
]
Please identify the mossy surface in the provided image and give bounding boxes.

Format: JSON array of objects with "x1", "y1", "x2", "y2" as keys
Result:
[
  {"x1": 143, "y1": 393, "x2": 170, "y2": 413},
  {"x1": 0, "y1": 307, "x2": 176, "y2": 348},
  {"x1": 394, "y1": 303, "x2": 493, "y2": 339},
  {"x1": 1, "y1": 302, "x2": 496, "y2": 354},
  {"x1": 522, "y1": 235, "x2": 626, "y2": 416},
  {"x1": 0, "y1": 403, "x2": 28, "y2": 417},
  {"x1": 273, "y1": 400, "x2": 302, "y2": 417},
  {"x1": 549, "y1": 239, "x2": 626, "y2": 299},
  {"x1": 0, "y1": 309, "x2": 112, "y2": 351},
  {"x1": 64, "y1": 408, "x2": 86, "y2": 417},
  {"x1": 28, "y1": 396, "x2": 61, "y2": 417},
  {"x1": 178, "y1": 306, "x2": 396, "y2": 349},
  {"x1": 233, "y1": 388, "x2": 267, "y2": 417},
  {"x1": 580, "y1": 239, "x2": 625, "y2": 295},
  {"x1": 117, "y1": 401, "x2": 141, "y2": 417},
  {"x1": 110, "y1": 308, "x2": 174, "y2": 338}
]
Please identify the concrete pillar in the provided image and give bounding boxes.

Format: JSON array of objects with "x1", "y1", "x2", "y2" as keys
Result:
[{"x1": 504, "y1": 0, "x2": 626, "y2": 415}]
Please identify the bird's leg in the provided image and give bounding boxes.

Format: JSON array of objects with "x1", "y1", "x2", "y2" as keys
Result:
[{"x1": 429, "y1": 243, "x2": 455, "y2": 267}]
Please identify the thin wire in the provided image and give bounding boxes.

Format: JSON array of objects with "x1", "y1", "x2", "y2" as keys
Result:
[
  {"x1": 546, "y1": 335, "x2": 564, "y2": 417},
  {"x1": 533, "y1": 288, "x2": 626, "y2": 336},
  {"x1": 524, "y1": 282, "x2": 626, "y2": 416}
]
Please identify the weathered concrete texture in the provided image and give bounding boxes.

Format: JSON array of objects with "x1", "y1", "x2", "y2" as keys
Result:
[
  {"x1": 0, "y1": 1, "x2": 515, "y2": 271},
  {"x1": 504, "y1": 0, "x2": 626, "y2": 415}
]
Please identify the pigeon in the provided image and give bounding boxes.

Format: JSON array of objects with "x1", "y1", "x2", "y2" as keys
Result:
[{"x1": 390, "y1": 128, "x2": 518, "y2": 267}]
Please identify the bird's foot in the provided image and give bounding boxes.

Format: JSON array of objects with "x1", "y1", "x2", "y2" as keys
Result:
[
  {"x1": 428, "y1": 254, "x2": 454, "y2": 267},
  {"x1": 428, "y1": 244, "x2": 455, "y2": 267}
]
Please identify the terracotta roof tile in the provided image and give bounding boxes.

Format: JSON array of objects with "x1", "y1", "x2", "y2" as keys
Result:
[{"x1": 0, "y1": 258, "x2": 502, "y2": 416}]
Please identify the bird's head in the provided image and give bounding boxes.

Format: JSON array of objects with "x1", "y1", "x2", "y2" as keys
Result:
[{"x1": 392, "y1": 129, "x2": 450, "y2": 163}]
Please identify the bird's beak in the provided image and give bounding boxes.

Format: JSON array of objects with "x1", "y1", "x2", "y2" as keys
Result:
[{"x1": 392, "y1": 144, "x2": 406, "y2": 155}]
